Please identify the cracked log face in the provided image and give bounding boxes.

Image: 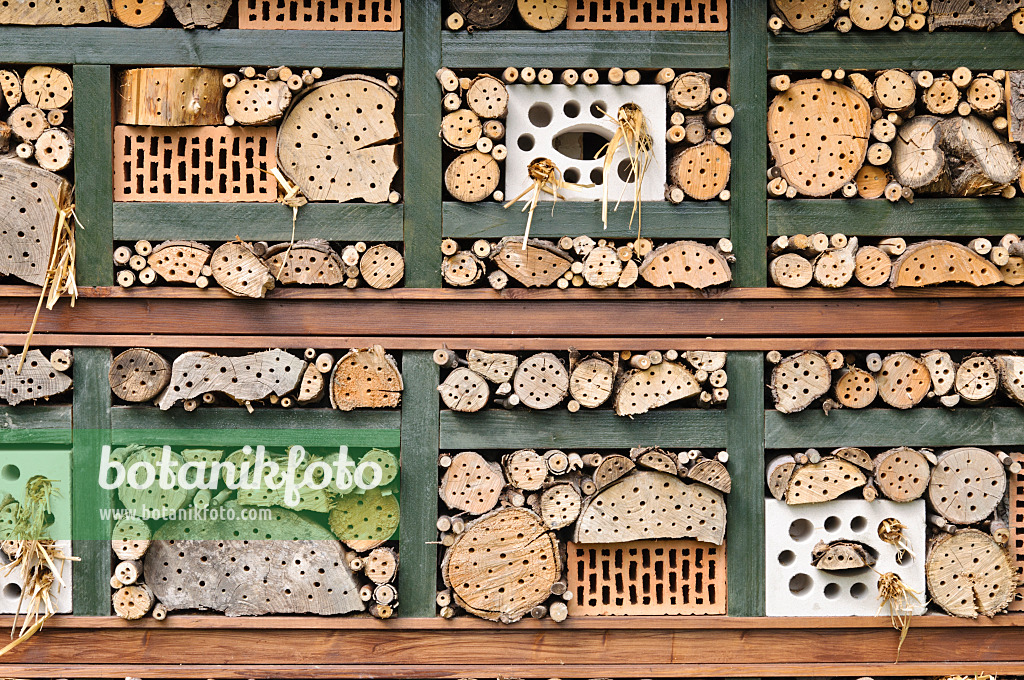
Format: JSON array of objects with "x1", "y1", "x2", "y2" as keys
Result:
[{"x1": 768, "y1": 78, "x2": 871, "y2": 197}]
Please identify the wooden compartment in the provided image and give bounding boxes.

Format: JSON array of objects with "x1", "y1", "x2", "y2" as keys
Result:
[
  {"x1": 567, "y1": 0, "x2": 726, "y2": 31},
  {"x1": 1009, "y1": 453, "x2": 1024, "y2": 611},
  {"x1": 238, "y1": 0, "x2": 401, "y2": 30}
]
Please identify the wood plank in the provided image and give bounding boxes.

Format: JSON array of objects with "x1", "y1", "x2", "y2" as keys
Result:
[
  {"x1": 440, "y1": 409, "x2": 726, "y2": 449},
  {"x1": 442, "y1": 31, "x2": 729, "y2": 68},
  {"x1": 0, "y1": 406, "x2": 72, "y2": 444},
  {"x1": 0, "y1": 28, "x2": 403, "y2": 67},
  {"x1": 442, "y1": 202, "x2": 729, "y2": 239},
  {"x1": 74, "y1": 65, "x2": 113, "y2": 286},
  {"x1": 113, "y1": 203, "x2": 404, "y2": 241},
  {"x1": 765, "y1": 407, "x2": 1024, "y2": 449},
  {"x1": 769, "y1": 199, "x2": 1024, "y2": 236},
  {"x1": 769, "y1": 32, "x2": 1024, "y2": 71}
]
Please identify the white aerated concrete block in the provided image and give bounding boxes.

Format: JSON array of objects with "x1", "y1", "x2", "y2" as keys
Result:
[
  {"x1": 0, "y1": 449, "x2": 72, "y2": 613},
  {"x1": 765, "y1": 498, "x2": 926, "y2": 617},
  {"x1": 505, "y1": 84, "x2": 667, "y2": 203}
]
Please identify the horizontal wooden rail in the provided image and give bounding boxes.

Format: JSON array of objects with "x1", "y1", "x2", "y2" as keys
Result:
[{"x1": 0, "y1": 406, "x2": 73, "y2": 444}]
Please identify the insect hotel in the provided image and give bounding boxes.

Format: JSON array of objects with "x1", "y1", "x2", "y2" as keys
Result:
[{"x1": 0, "y1": 0, "x2": 1023, "y2": 678}]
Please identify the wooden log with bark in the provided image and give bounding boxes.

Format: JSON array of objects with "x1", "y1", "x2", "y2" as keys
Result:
[
  {"x1": 770, "y1": 351, "x2": 830, "y2": 413},
  {"x1": 438, "y1": 367, "x2": 490, "y2": 412},
  {"x1": 1007, "y1": 70, "x2": 1024, "y2": 142},
  {"x1": 996, "y1": 354, "x2": 1024, "y2": 406},
  {"x1": 873, "y1": 447, "x2": 931, "y2": 501},
  {"x1": 441, "y1": 251, "x2": 484, "y2": 287},
  {"x1": 668, "y1": 72, "x2": 711, "y2": 111},
  {"x1": 146, "y1": 240, "x2": 210, "y2": 284},
  {"x1": 294, "y1": 363, "x2": 325, "y2": 405},
  {"x1": 467, "y1": 349, "x2": 518, "y2": 383},
  {"x1": 928, "y1": 447, "x2": 1006, "y2": 525},
  {"x1": 439, "y1": 451, "x2": 504, "y2": 515},
  {"x1": 769, "y1": 0, "x2": 838, "y2": 31},
  {"x1": 568, "y1": 354, "x2": 615, "y2": 408},
  {"x1": 926, "y1": 528, "x2": 1015, "y2": 618},
  {"x1": 329, "y1": 346, "x2": 403, "y2": 411},
  {"x1": 929, "y1": 0, "x2": 1023, "y2": 29},
  {"x1": 938, "y1": 115, "x2": 1021, "y2": 196},
  {"x1": 631, "y1": 446, "x2": 678, "y2": 474},
  {"x1": 876, "y1": 352, "x2": 930, "y2": 408},
  {"x1": 450, "y1": 0, "x2": 515, "y2": 28},
  {"x1": 109, "y1": 348, "x2": 171, "y2": 402},
  {"x1": 785, "y1": 457, "x2": 867, "y2": 504},
  {"x1": 889, "y1": 240, "x2": 1003, "y2": 287},
  {"x1": 502, "y1": 449, "x2": 548, "y2": 491},
  {"x1": 165, "y1": 0, "x2": 232, "y2": 27},
  {"x1": 264, "y1": 240, "x2": 346, "y2": 286},
  {"x1": 767, "y1": 454, "x2": 797, "y2": 501},
  {"x1": 226, "y1": 78, "x2": 292, "y2": 126},
  {"x1": 614, "y1": 360, "x2": 700, "y2": 416},
  {"x1": 0, "y1": 350, "x2": 72, "y2": 406},
  {"x1": 811, "y1": 540, "x2": 876, "y2": 570},
  {"x1": 922, "y1": 349, "x2": 957, "y2": 396},
  {"x1": 638, "y1": 240, "x2": 732, "y2": 289},
  {"x1": 513, "y1": 352, "x2": 569, "y2": 410},
  {"x1": 832, "y1": 446, "x2": 874, "y2": 471},
  {"x1": 954, "y1": 354, "x2": 1000, "y2": 403},
  {"x1": 686, "y1": 458, "x2": 732, "y2": 494},
  {"x1": 209, "y1": 241, "x2": 275, "y2": 298},
  {"x1": 834, "y1": 366, "x2": 877, "y2": 409},
  {"x1": 594, "y1": 454, "x2": 635, "y2": 490},
  {"x1": 0, "y1": 0, "x2": 110, "y2": 24},
  {"x1": 155, "y1": 349, "x2": 304, "y2": 409},
  {"x1": 492, "y1": 238, "x2": 572, "y2": 287},
  {"x1": 113, "y1": 584, "x2": 153, "y2": 620}
]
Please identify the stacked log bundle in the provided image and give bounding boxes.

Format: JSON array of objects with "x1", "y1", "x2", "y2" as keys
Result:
[
  {"x1": 437, "y1": 445, "x2": 731, "y2": 621},
  {"x1": 439, "y1": 66, "x2": 731, "y2": 208},
  {"x1": 770, "y1": 0, "x2": 1024, "y2": 33},
  {"x1": 0, "y1": 348, "x2": 73, "y2": 406},
  {"x1": 768, "y1": 69, "x2": 1024, "y2": 203},
  {"x1": 443, "y1": 0, "x2": 725, "y2": 31},
  {"x1": 0, "y1": 66, "x2": 75, "y2": 174},
  {"x1": 109, "y1": 443, "x2": 399, "y2": 619},
  {"x1": 108, "y1": 345, "x2": 402, "y2": 412},
  {"x1": 440, "y1": 235, "x2": 733, "y2": 290},
  {"x1": 768, "y1": 233, "x2": 1021, "y2": 289},
  {"x1": 768, "y1": 349, "x2": 1024, "y2": 413},
  {"x1": 113, "y1": 238, "x2": 403, "y2": 295},
  {"x1": 435, "y1": 348, "x2": 728, "y2": 415},
  {"x1": 0, "y1": 0, "x2": 231, "y2": 27}
]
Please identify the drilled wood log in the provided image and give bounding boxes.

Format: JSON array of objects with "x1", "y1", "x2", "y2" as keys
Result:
[
  {"x1": 364, "y1": 546, "x2": 399, "y2": 585},
  {"x1": 926, "y1": 528, "x2": 1015, "y2": 618},
  {"x1": 294, "y1": 363, "x2": 325, "y2": 405},
  {"x1": 834, "y1": 366, "x2": 877, "y2": 409},
  {"x1": 438, "y1": 367, "x2": 490, "y2": 412},
  {"x1": 770, "y1": 350, "x2": 830, "y2": 414},
  {"x1": 512, "y1": 352, "x2": 568, "y2": 410},
  {"x1": 568, "y1": 355, "x2": 614, "y2": 408},
  {"x1": 813, "y1": 237, "x2": 857, "y2": 288},
  {"x1": 492, "y1": 237, "x2": 572, "y2": 287},
  {"x1": 638, "y1": 240, "x2": 732, "y2": 289},
  {"x1": 770, "y1": 254, "x2": 812, "y2": 288},
  {"x1": 1007, "y1": 71, "x2": 1024, "y2": 143},
  {"x1": 22, "y1": 66, "x2": 72, "y2": 109},
  {"x1": 109, "y1": 348, "x2": 171, "y2": 402},
  {"x1": 686, "y1": 458, "x2": 731, "y2": 494},
  {"x1": 209, "y1": 241, "x2": 275, "y2": 297},
  {"x1": 154, "y1": 349, "x2": 303, "y2": 410},
  {"x1": 853, "y1": 245, "x2": 892, "y2": 286},
  {"x1": 226, "y1": 78, "x2": 291, "y2": 126},
  {"x1": 594, "y1": 454, "x2": 635, "y2": 490},
  {"x1": 540, "y1": 482, "x2": 581, "y2": 530},
  {"x1": 928, "y1": 0, "x2": 1022, "y2": 29},
  {"x1": 955, "y1": 354, "x2": 999, "y2": 403},
  {"x1": 891, "y1": 115, "x2": 945, "y2": 189},
  {"x1": 873, "y1": 69, "x2": 915, "y2": 111},
  {"x1": 631, "y1": 446, "x2": 678, "y2": 475},
  {"x1": 0, "y1": 0, "x2": 109, "y2": 23},
  {"x1": 811, "y1": 540, "x2": 876, "y2": 570},
  {"x1": 929, "y1": 447, "x2": 1006, "y2": 525},
  {"x1": 112, "y1": 0, "x2": 165, "y2": 26},
  {"x1": 850, "y1": 0, "x2": 894, "y2": 28},
  {"x1": 146, "y1": 240, "x2": 211, "y2": 284},
  {"x1": 112, "y1": 516, "x2": 151, "y2": 561},
  {"x1": 466, "y1": 349, "x2": 518, "y2": 383},
  {"x1": 441, "y1": 251, "x2": 484, "y2": 287},
  {"x1": 7, "y1": 105, "x2": 47, "y2": 141},
  {"x1": 766, "y1": 454, "x2": 797, "y2": 502},
  {"x1": 117, "y1": 67, "x2": 225, "y2": 126},
  {"x1": 0, "y1": 160, "x2": 68, "y2": 285},
  {"x1": 439, "y1": 451, "x2": 504, "y2": 515},
  {"x1": 441, "y1": 109, "x2": 482, "y2": 150},
  {"x1": 329, "y1": 346, "x2": 403, "y2": 411},
  {"x1": 668, "y1": 72, "x2": 711, "y2": 111},
  {"x1": 614, "y1": 360, "x2": 700, "y2": 416},
  {"x1": 968, "y1": 75, "x2": 1004, "y2": 117},
  {"x1": 166, "y1": 0, "x2": 232, "y2": 27},
  {"x1": 113, "y1": 584, "x2": 153, "y2": 620},
  {"x1": 769, "y1": 0, "x2": 838, "y2": 30},
  {"x1": 874, "y1": 446, "x2": 931, "y2": 501},
  {"x1": 831, "y1": 446, "x2": 873, "y2": 471},
  {"x1": 996, "y1": 354, "x2": 1024, "y2": 406},
  {"x1": 668, "y1": 141, "x2": 731, "y2": 201},
  {"x1": 0, "y1": 350, "x2": 72, "y2": 406},
  {"x1": 786, "y1": 457, "x2": 867, "y2": 504},
  {"x1": 889, "y1": 240, "x2": 1003, "y2": 287},
  {"x1": 265, "y1": 239, "x2": 346, "y2": 286},
  {"x1": 922, "y1": 349, "x2": 957, "y2": 396},
  {"x1": 874, "y1": 352, "x2": 930, "y2": 409},
  {"x1": 582, "y1": 245, "x2": 622, "y2": 288},
  {"x1": 450, "y1": 0, "x2": 516, "y2": 27}
]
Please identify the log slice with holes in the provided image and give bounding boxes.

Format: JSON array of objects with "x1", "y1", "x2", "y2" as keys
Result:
[
  {"x1": 873, "y1": 446, "x2": 930, "y2": 501},
  {"x1": 875, "y1": 352, "x2": 930, "y2": 409},
  {"x1": 439, "y1": 451, "x2": 504, "y2": 515},
  {"x1": 109, "y1": 348, "x2": 171, "y2": 402},
  {"x1": 926, "y1": 528, "x2": 1015, "y2": 618},
  {"x1": 928, "y1": 447, "x2": 1006, "y2": 525},
  {"x1": 513, "y1": 352, "x2": 568, "y2": 410},
  {"x1": 770, "y1": 350, "x2": 830, "y2": 414},
  {"x1": 330, "y1": 346, "x2": 403, "y2": 410},
  {"x1": 438, "y1": 367, "x2": 490, "y2": 412}
]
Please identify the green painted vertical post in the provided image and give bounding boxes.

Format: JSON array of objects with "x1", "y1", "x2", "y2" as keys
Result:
[
  {"x1": 725, "y1": 351, "x2": 765, "y2": 616},
  {"x1": 403, "y1": 0, "x2": 443, "y2": 287},
  {"x1": 72, "y1": 347, "x2": 112, "y2": 615},
  {"x1": 397, "y1": 351, "x2": 440, "y2": 617},
  {"x1": 728, "y1": 1, "x2": 768, "y2": 287},
  {"x1": 73, "y1": 65, "x2": 113, "y2": 287}
]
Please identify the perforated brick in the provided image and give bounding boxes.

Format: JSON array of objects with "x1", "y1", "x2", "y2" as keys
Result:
[
  {"x1": 238, "y1": 0, "x2": 400, "y2": 30},
  {"x1": 765, "y1": 498, "x2": 926, "y2": 616},
  {"x1": 1008, "y1": 453, "x2": 1024, "y2": 611},
  {"x1": 567, "y1": 0, "x2": 726, "y2": 31},
  {"x1": 113, "y1": 125, "x2": 277, "y2": 203},
  {"x1": 567, "y1": 539, "x2": 725, "y2": 615}
]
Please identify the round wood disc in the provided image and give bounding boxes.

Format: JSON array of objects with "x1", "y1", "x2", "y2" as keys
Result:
[
  {"x1": 109, "y1": 348, "x2": 172, "y2": 402},
  {"x1": 768, "y1": 79, "x2": 870, "y2": 197},
  {"x1": 891, "y1": 115, "x2": 945, "y2": 189},
  {"x1": 768, "y1": 460, "x2": 796, "y2": 500},
  {"x1": 834, "y1": 367, "x2": 877, "y2": 408},
  {"x1": 668, "y1": 72, "x2": 711, "y2": 111},
  {"x1": 466, "y1": 76, "x2": 508, "y2": 119},
  {"x1": 875, "y1": 352, "x2": 929, "y2": 409},
  {"x1": 364, "y1": 547, "x2": 398, "y2": 584},
  {"x1": 112, "y1": 585, "x2": 153, "y2": 620},
  {"x1": 928, "y1": 447, "x2": 1006, "y2": 525},
  {"x1": 0, "y1": 70, "x2": 22, "y2": 110},
  {"x1": 967, "y1": 76, "x2": 1002, "y2": 114},
  {"x1": 359, "y1": 244, "x2": 404, "y2": 289},
  {"x1": 1002, "y1": 257, "x2": 1024, "y2": 285},
  {"x1": 540, "y1": 483, "x2": 581, "y2": 529},
  {"x1": 441, "y1": 109, "x2": 482, "y2": 149},
  {"x1": 450, "y1": 0, "x2": 516, "y2": 27},
  {"x1": 33, "y1": 127, "x2": 73, "y2": 172},
  {"x1": 360, "y1": 448, "x2": 399, "y2": 487},
  {"x1": 442, "y1": 251, "x2": 483, "y2": 287},
  {"x1": 873, "y1": 446, "x2": 930, "y2": 501},
  {"x1": 813, "y1": 249, "x2": 855, "y2": 288},
  {"x1": 513, "y1": 352, "x2": 568, "y2": 409},
  {"x1": 503, "y1": 449, "x2": 547, "y2": 490},
  {"x1": 855, "y1": 165, "x2": 889, "y2": 199},
  {"x1": 226, "y1": 78, "x2": 292, "y2": 125},
  {"x1": 445, "y1": 150, "x2": 499, "y2": 203},
  {"x1": 873, "y1": 69, "x2": 916, "y2": 111},
  {"x1": 112, "y1": 0, "x2": 165, "y2": 26},
  {"x1": 771, "y1": 350, "x2": 830, "y2": 413},
  {"x1": 954, "y1": 355, "x2": 999, "y2": 402},
  {"x1": 569, "y1": 357, "x2": 614, "y2": 408},
  {"x1": 923, "y1": 78, "x2": 959, "y2": 115},
  {"x1": 438, "y1": 367, "x2": 490, "y2": 412},
  {"x1": 8, "y1": 105, "x2": 48, "y2": 141},
  {"x1": 440, "y1": 451, "x2": 504, "y2": 515},
  {"x1": 854, "y1": 245, "x2": 892, "y2": 286},
  {"x1": 328, "y1": 486, "x2": 399, "y2": 542},
  {"x1": 119, "y1": 447, "x2": 191, "y2": 514},
  {"x1": 769, "y1": 0, "x2": 838, "y2": 31},
  {"x1": 849, "y1": 0, "x2": 894, "y2": 29},
  {"x1": 112, "y1": 516, "x2": 152, "y2": 560},
  {"x1": 670, "y1": 142, "x2": 730, "y2": 200},
  {"x1": 582, "y1": 245, "x2": 622, "y2": 288},
  {"x1": 22, "y1": 66, "x2": 73, "y2": 109},
  {"x1": 211, "y1": 241, "x2": 274, "y2": 297},
  {"x1": 516, "y1": 0, "x2": 567, "y2": 29},
  {"x1": 926, "y1": 528, "x2": 1015, "y2": 618},
  {"x1": 770, "y1": 253, "x2": 813, "y2": 288}
]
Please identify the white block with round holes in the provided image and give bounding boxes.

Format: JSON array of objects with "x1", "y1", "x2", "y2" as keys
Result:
[
  {"x1": 765, "y1": 498, "x2": 925, "y2": 616},
  {"x1": 0, "y1": 449, "x2": 73, "y2": 614},
  {"x1": 505, "y1": 84, "x2": 667, "y2": 203}
]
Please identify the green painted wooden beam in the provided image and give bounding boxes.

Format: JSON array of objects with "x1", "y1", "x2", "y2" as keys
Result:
[
  {"x1": 729, "y1": 1, "x2": 767, "y2": 286},
  {"x1": 403, "y1": 0, "x2": 442, "y2": 287},
  {"x1": 725, "y1": 352, "x2": 765, "y2": 616},
  {"x1": 443, "y1": 31, "x2": 729, "y2": 68},
  {"x1": 112, "y1": 203, "x2": 404, "y2": 241},
  {"x1": 0, "y1": 28, "x2": 403, "y2": 67},
  {"x1": 441, "y1": 409, "x2": 727, "y2": 449},
  {"x1": 766, "y1": 407, "x2": 1024, "y2": 449},
  {"x1": 769, "y1": 199, "x2": 1024, "y2": 237},
  {"x1": 397, "y1": 351, "x2": 440, "y2": 618},
  {"x1": 442, "y1": 202, "x2": 730, "y2": 239},
  {"x1": 0, "y1": 406, "x2": 73, "y2": 444},
  {"x1": 769, "y1": 32, "x2": 1024, "y2": 71},
  {"x1": 71, "y1": 347, "x2": 112, "y2": 615},
  {"x1": 74, "y1": 65, "x2": 114, "y2": 287}
]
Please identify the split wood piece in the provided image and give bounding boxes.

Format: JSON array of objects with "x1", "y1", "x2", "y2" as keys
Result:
[
  {"x1": 328, "y1": 486, "x2": 400, "y2": 547},
  {"x1": 667, "y1": 72, "x2": 711, "y2": 111},
  {"x1": 364, "y1": 546, "x2": 399, "y2": 585},
  {"x1": 439, "y1": 451, "x2": 504, "y2": 515},
  {"x1": 540, "y1": 482, "x2": 582, "y2": 530},
  {"x1": 450, "y1": 0, "x2": 515, "y2": 28},
  {"x1": 516, "y1": 0, "x2": 567, "y2": 29},
  {"x1": 466, "y1": 76, "x2": 508, "y2": 119},
  {"x1": 0, "y1": 350, "x2": 72, "y2": 406},
  {"x1": 929, "y1": 447, "x2": 1007, "y2": 525},
  {"x1": 926, "y1": 528, "x2": 1015, "y2": 618},
  {"x1": 890, "y1": 115, "x2": 944, "y2": 188},
  {"x1": 111, "y1": 516, "x2": 151, "y2": 561},
  {"x1": 831, "y1": 446, "x2": 874, "y2": 471},
  {"x1": 594, "y1": 454, "x2": 635, "y2": 490},
  {"x1": 359, "y1": 244, "x2": 404, "y2": 290},
  {"x1": 811, "y1": 540, "x2": 876, "y2": 570},
  {"x1": 492, "y1": 237, "x2": 573, "y2": 287},
  {"x1": 769, "y1": 0, "x2": 838, "y2": 30},
  {"x1": 631, "y1": 446, "x2": 678, "y2": 475},
  {"x1": 119, "y1": 446, "x2": 194, "y2": 513},
  {"x1": 155, "y1": 349, "x2": 304, "y2": 410},
  {"x1": 7, "y1": 105, "x2": 47, "y2": 141},
  {"x1": 441, "y1": 109, "x2": 482, "y2": 149},
  {"x1": 568, "y1": 355, "x2": 614, "y2": 408},
  {"x1": 768, "y1": 79, "x2": 870, "y2": 197},
  {"x1": 438, "y1": 367, "x2": 490, "y2": 412},
  {"x1": 873, "y1": 69, "x2": 915, "y2": 111},
  {"x1": 22, "y1": 66, "x2": 73, "y2": 110},
  {"x1": 813, "y1": 237, "x2": 858, "y2": 288},
  {"x1": 295, "y1": 363, "x2": 325, "y2": 405},
  {"x1": 995, "y1": 355, "x2": 1024, "y2": 406},
  {"x1": 109, "y1": 348, "x2": 171, "y2": 402},
  {"x1": 467, "y1": 349, "x2": 518, "y2": 383},
  {"x1": 329, "y1": 346, "x2": 403, "y2": 411},
  {"x1": 503, "y1": 449, "x2": 548, "y2": 492},
  {"x1": 854, "y1": 245, "x2": 892, "y2": 286},
  {"x1": 1008, "y1": 71, "x2": 1024, "y2": 142},
  {"x1": 210, "y1": 241, "x2": 275, "y2": 298},
  {"x1": 873, "y1": 446, "x2": 931, "y2": 501},
  {"x1": 938, "y1": 116, "x2": 1021, "y2": 196},
  {"x1": 875, "y1": 352, "x2": 930, "y2": 409},
  {"x1": 968, "y1": 75, "x2": 1004, "y2": 117},
  {"x1": 264, "y1": 239, "x2": 345, "y2": 286},
  {"x1": 923, "y1": 349, "x2": 957, "y2": 396},
  {"x1": 834, "y1": 366, "x2": 877, "y2": 409},
  {"x1": 112, "y1": 0, "x2": 164, "y2": 26},
  {"x1": 113, "y1": 584, "x2": 153, "y2": 620},
  {"x1": 850, "y1": 0, "x2": 895, "y2": 28},
  {"x1": 277, "y1": 75, "x2": 399, "y2": 203},
  {"x1": 770, "y1": 351, "x2": 830, "y2": 414},
  {"x1": 226, "y1": 78, "x2": 292, "y2": 126},
  {"x1": 770, "y1": 253, "x2": 812, "y2": 288},
  {"x1": 513, "y1": 352, "x2": 568, "y2": 410},
  {"x1": 638, "y1": 240, "x2": 732, "y2": 289},
  {"x1": 166, "y1": 0, "x2": 231, "y2": 26},
  {"x1": 955, "y1": 354, "x2": 999, "y2": 403},
  {"x1": 785, "y1": 457, "x2": 867, "y2": 504},
  {"x1": 847, "y1": 72, "x2": 874, "y2": 100},
  {"x1": 146, "y1": 240, "x2": 211, "y2": 284},
  {"x1": 686, "y1": 458, "x2": 731, "y2": 494},
  {"x1": 614, "y1": 360, "x2": 700, "y2": 417},
  {"x1": 116, "y1": 67, "x2": 225, "y2": 126},
  {"x1": 0, "y1": 70, "x2": 20, "y2": 111},
  {"x1": 442, "y1": 507, "x2": 560, "y2": 623},
  {"x1": 441, "y1": 251, "x2": 484, "y2": 287},
  {"x1": 766, "y1": 454, "x2": 797, "y2": 501},
  {"x1": 668, "y1": 141, "x2": 731, "y2": 201},
  {"x1": 445, "y1": 149, "x2": 499, "y2": 202},
  {"x1": 928, "y1": 0, "x2": 1023, "y2": 29},
  {"x1": 575, "y1": 470, "x2": 725, "y2": 545},
  {"x1": 889, "y1": 240, "x2": 1003, "y2": 287},
  {"x1": 0, "y1": 0, "x2": 109, "y2": 23},
  {"x1": 618, "y1": 259, "x2": 638, "y2": 287},
  {"x1": 1001, "y1": 257, "x2": 1024, "y2": 285}
]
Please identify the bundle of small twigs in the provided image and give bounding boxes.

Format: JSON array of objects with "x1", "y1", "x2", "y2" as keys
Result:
[
  {"x1": 598, "y1": 103, "x2": 653, "y2": 236},
  {"x1": 877, "y1": 517, "x2": 915, "y2": 562},
  {"x1": 504, "y1": 158, "x2": 592, "y2": 247}
]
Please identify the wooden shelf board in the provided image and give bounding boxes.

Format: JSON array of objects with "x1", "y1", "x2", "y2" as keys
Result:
[
  {"x1": 113, "y1": 203, "x2": 404, "y2": 242},
  {"x1": 442, "y1": 31, "x2": 729, "y2": 69},
  {"x1": 442, "y1": 201, "x2": 730, "y2": 239},
  {"x1": 0, "y1": 406, "x2": 72, "y2": 444},
  {"x1": 440, "y1": 408, "x2": 726, "y2": 448},
  {"x1": 765, "y1": 406, "x2": 1024, "y2": 449}
]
